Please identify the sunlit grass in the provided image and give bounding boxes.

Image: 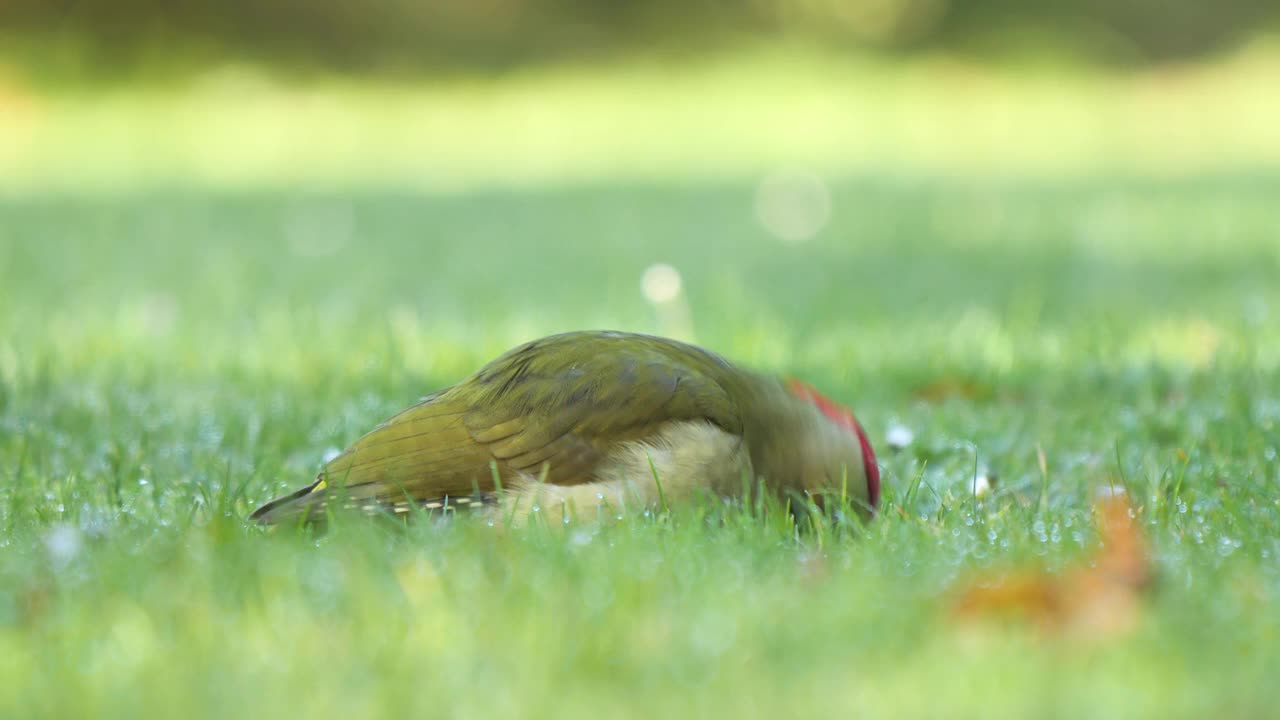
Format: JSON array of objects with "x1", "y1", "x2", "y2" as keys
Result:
[
  {"x1": 2, "y1": 171, "x2": 1278, "y2": 718},
  {"x1": 2, "y1": 44, "x2": 1280, "y2": 715},
  {"x1": 3, "y1": 42, "x2": 1280, "y2": 191}
]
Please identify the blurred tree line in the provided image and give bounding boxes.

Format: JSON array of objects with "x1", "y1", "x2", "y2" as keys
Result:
[{"x1": 3, "y1": 0, "x2": 1277, "y2": 75}]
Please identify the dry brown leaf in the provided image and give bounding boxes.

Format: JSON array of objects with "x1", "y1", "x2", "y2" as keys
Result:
[
  {"x1": 949, "y1": 494, "x2": 1152, "y2": 637},
  {"x1": 912, "y1": 377, "x2": 994, "y2": 403}
]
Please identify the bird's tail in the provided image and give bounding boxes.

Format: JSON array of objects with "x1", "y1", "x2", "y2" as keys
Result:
[
  {"x1": 250, "y1": 476, "x2": 497, "y2": 526},
  {"x1": 248, "y1": 475, "x2": 329, "y2": 525}
]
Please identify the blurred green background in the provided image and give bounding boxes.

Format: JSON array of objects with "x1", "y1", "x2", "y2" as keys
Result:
[
  {"x1": 2, "y1": 4, "x2": 1280, "y2": 720},
  {"x1": 3, "y1": 0, "x2": 1280, "y2": 190},
  {"x1": 4, "y1": 0, "x2": 1280, "y2": 76}
]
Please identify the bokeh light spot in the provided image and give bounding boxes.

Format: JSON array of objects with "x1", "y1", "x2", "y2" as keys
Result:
[
  {"x1": 754, "y1": 168, "x2": 831, "y2": 243},
  {"x1": 641, "y1": 263, "x2": 684, "y2": 304}
]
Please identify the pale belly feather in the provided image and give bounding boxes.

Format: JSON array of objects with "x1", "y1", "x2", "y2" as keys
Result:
[{"x1": 494, "y1": 420, "x2": 751, "y2": 523}]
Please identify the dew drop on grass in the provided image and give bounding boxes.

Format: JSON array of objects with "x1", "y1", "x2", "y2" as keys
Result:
[
  {"x1": 886, "y1": 423, "x2": 914, "y2": 450},
  {"x1": 44, "y1": 524, "x2": 83, "y2": 568},
  {"x1": 1217, "y1": 537, "x2": 1242, "y2": 557},
  {"x1": 971, "y1": 474, "x2": 993, "y2": 498}
]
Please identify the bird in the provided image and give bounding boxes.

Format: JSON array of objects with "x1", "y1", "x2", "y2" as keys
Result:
[{"x1": 250, "y1": 330, "x2": 880, "y2": 526}]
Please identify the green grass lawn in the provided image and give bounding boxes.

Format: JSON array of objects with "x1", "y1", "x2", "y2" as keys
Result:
[{"x1": 2, "y1": 52, "x2": 1280, "y2": 718}]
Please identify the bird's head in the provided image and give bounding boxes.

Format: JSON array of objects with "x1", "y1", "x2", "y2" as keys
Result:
[{"x1": 783, "y1": 378, "x2": 881, "y2": 513}]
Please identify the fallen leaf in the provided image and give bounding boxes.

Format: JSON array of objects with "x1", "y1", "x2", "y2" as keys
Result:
[
  {"x1": 949, "y1": 494, "x2": 1152, "y2": 638},
  {"x1": 912, "y1": 377, "x2": 994, "y2": 403}
]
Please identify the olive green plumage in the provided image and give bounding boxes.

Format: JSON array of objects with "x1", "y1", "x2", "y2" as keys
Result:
[{"x1": 250, "y1": 330, "x2": 879, "y2": 525}]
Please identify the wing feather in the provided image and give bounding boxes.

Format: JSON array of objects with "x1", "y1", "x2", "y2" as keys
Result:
[{"x1": 251, "y1": 332, "x2": 745, "y2": 524}]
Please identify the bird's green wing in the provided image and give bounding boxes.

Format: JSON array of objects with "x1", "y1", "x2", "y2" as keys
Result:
[{"x1": 250, "y1": 332, "x2": 743, "y2": 524}]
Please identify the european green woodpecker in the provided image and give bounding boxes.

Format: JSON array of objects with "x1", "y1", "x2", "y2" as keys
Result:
[{"x1": 250, "y1": 331, "x2": 880, "y2": 525}]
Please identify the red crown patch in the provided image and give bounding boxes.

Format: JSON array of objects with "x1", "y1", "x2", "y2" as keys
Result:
[{"x1": 786, "y1": 378, "x2": 881, "y2": 509}]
